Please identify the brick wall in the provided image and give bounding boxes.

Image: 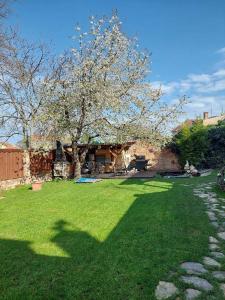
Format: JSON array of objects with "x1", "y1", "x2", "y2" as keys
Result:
[{"x1": 126, "y1": 142, "x2": 181, "y2": 172}]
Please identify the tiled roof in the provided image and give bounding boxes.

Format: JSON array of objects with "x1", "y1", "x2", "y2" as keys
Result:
[{"x1": 172, "y1": 119, "x2": 195, "y2": 134}]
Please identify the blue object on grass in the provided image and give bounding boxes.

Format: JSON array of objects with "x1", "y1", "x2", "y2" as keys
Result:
[{"x1": 75, "y1": 177, "x2": 101, "y2": 183}]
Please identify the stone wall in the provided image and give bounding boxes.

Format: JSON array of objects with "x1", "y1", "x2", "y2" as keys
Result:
[{"x1": 0, "y1": 178, "x2": 24, "y2": 190}]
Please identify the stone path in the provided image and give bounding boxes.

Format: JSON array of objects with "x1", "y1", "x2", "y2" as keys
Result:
[{"x1": 155, "y1": 182, "x2": 225, "y2": 299}]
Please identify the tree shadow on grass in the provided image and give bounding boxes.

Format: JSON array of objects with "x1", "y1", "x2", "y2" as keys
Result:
[{"x1": 0, "y1": 181, "x2": 212, "y2": 300}]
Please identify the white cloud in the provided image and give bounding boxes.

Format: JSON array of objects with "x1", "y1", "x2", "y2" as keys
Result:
[
  {"x1": 179, "y1": 80, "x2": 192, "y2": 92},
  {"x1": 184, "y1": 95, "x2": 225, "y2": 119},
  {"x1": 215, "y1": 47, "x2": 225, "y2": 68},
  {"x1": 216, "y1": 47, "x2": 225, "y2": 55},
  {"x1": 213, "y1": 69, "x2": 225, "y2": 77},
  {"x1": 196, "y1": 79, "x2": 225, "y2": 93},
  {"x1": 187, "y1": 73, "x2": 211, "y2": 83},
  {"x1": 152, "y1": 48, "x2": 225, "y2": 121},
  {"x1": 155, "y1": 67, "x2": 225, "y2": 98},
  {"x1": 186, "y1": 102, "x2": 205, "y2": 109},
  {"x1": 156, "y1": 65, "x2": 225, "y2": 119}
]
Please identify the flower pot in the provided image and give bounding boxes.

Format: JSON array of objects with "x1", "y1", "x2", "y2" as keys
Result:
[{"x1": 32, "y1": 182, "x2": 42, "y2": 191}]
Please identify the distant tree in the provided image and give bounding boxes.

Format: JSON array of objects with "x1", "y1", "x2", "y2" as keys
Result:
[
  {"x1": 0, "y1": 35, "x2": 54, "y2": 182},
  {"x1": 0, "y1": 0, "x2": 15, "y2": 65},
  {"x1": 42, "y1": 12, "x2": 186, "y2": 177},
  {"x1": 0, "y1": 36, "x2": 51, "y2": 149}
]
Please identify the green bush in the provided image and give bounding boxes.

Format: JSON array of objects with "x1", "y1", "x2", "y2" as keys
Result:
[
  {"x1": 171, "y1": 121, "x2": 225, "y2": 169},
  {"x1": 171, "y1": 120, "x2": 208, "y2": 168},
  {"x1": 206, "y1": 125, "x2": 225, "y2": 168}
]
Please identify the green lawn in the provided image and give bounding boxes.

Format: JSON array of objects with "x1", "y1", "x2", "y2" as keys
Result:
[{"x1": 0, "y1": 175, "x2": 217, "y2": 299}]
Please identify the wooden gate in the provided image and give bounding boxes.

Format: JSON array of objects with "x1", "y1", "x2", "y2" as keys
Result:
[{"x1": 0, "y1": 149, "x2": 24, "y2": 180}]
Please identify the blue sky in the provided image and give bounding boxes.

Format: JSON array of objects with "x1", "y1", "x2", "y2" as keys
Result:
[{"x1": 8, "y1": 0, "x2": 225, "y2": 119}]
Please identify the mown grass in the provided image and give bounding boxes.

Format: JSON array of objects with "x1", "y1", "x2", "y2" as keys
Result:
[{"x1": 0, "y1": 174, "x2": 218, "y2": 299}]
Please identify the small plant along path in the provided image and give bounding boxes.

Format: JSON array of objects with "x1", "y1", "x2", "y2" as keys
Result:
[{"x1": 155, "y1": 182, "x2": 225, "y2": 300}]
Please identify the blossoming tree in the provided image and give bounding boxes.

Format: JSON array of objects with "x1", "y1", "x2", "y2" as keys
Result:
[{"x1": 42, "y1": 12, "x2": 186, "y2": 177}]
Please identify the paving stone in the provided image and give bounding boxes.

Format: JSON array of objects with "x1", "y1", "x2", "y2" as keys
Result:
[
  {"x1": 203, "y1": 256, "x2": 221, "y2": 268},
  {"x1": 209, "y1": 193, "x2": 217, "y2": 197},
  {"x1": 218, "y1": 227, "x2": 225, "y2": 233},
  {"x1": 209, "y1": 236, "x2": 219, "y2": 243},
  {"x1": 208, "y1": 216, "x2": 217, "y2": 222},
  {"x1": 212, "y1": 271, "x2": 225, "y2": 281},
  {"x1": 155, "y1": 281, "x2": 178, "y2": 300},
  {"x1": 209, "y1": 243, "x2": 220, "y2": 251},
  {"x1": 218, "y1": 232, "x2": 225, "y2": 240},
  {"x1": 220, "y1": 283, "x2": 225, "y2": 297},
  {"x1": 210, "y1": 252, "x2": 225, "y2": 259},
  {"x1": 211, "y1": 221, "x2": 219, "y2": 228},
  {"x1": 211, "y1": 208, "x2": 220, "y2": 213},
  {"x1": 207, "y1": 211, "x2": 216, "y2": 220},
  {"x1": 185, "y1": 288, "x2": 202, "y2": 300},
  {"x1": 197, "y1": 193, "x2": 207, "y2": 199},
  {"x1": 208, "y1": 199, "x2": 218, "y2": 204},
  {"x1": 180, "y1": 276, "x2": 213, "y2": 292},
  {"x1": 180, "y1": 262, "x2": 208, "y2": 275}
]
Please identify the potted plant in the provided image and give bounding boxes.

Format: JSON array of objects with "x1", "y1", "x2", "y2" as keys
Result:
[{"x1": 32, "y1": 180, "x2": 42, "y2": 191}]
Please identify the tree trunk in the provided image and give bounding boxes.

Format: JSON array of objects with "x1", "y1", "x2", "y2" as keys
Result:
[
  {"x1": 74, "y1": 159, "x2": 81, "y2": 178},
  {"x1": 72, "y1": 140, "x2": 81, "y2": 178},
  {"x1": 23, "y1": 130, "x2": 31, "y2": 184}
]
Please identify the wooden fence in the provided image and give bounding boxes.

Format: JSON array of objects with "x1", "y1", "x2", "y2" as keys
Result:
[
  {"x1": 0, "y1": 149, "x2": 55, "y2": 182},
  {"x1": 0, "y1": 149, "x2": 24, "y2": 180}
]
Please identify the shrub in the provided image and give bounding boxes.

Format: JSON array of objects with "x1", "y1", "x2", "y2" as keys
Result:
[
  {"x1": 172, "y1": 120, "x2": 208, "y2": 168},
  {"x1": 206, "y1": 126, "x2": 225, "y2": 168},
  {"x1": 171, "y1": 120, "x2": 225, "y2": 169}
]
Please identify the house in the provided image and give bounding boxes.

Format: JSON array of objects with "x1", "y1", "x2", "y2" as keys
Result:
[
  {"x1": 172, "y1": 112, "x2": 225, "y2": 134},
  {"x1": 30, "y1": 134, "x2": 57, "y2": 150},
  {"x1": 172, "y1": 119, "x2": 196, "y2": 135},
  {"x1": 202, "y1": 112, "x2": 225, "y2": 126},
  {"x1": 0, "y1": 142, "x2": 20, "y2": 149}
]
